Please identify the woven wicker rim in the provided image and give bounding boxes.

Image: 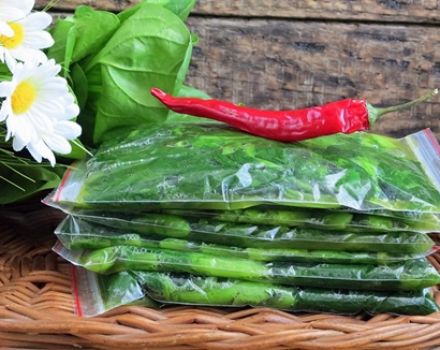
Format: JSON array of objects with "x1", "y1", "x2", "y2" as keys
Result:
[{"x1": 1, "y1": 207, "x2": 440, "y2": 350}]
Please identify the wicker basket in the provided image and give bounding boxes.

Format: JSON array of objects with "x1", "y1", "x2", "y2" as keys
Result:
[{"x1": 1, "y1": 205, "x2": 440, "y2": 350}]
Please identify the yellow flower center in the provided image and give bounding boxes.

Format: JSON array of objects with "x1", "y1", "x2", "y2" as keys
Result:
[
  {"x1": 0, "y1": 22, "x2": 25, "y2": 49},
  {"x1": 11, "y1": 81, "x2": 37, "y2": 114}
]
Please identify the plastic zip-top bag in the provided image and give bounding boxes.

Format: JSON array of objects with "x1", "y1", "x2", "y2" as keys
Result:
[
  {"x1": 56, "y1": 215, "x2": 437, "y2": 264},
  {"x1": 55, "y1": 242, "x2": 440, "y2": 292},
  {"x1": 55, "y1": 215, "x2": 436, "y2": 255},
  {"x1": 72, "y1": 269, "x2": 440, "y2": 317},
  {"x1": 45, "y1": 126, "x2": 440, "y2": 214},
  {"x1": 163, "y1": 207, "x2": 440, "y2": 233}
]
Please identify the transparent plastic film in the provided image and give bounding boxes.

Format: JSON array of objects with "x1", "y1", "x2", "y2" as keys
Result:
[
  {"x1": 55, "y1": 243, "x2": 440, "y2": 292},
  {"x1": 141, "y1": 272, "x2": 439, "y2": 315},
  {"x1": 71, "y1": 266, "x2": 157, "y2": 317},
  {"x1": 56, "y1": 216, "x2": 438, "y2": 264},
  {"x1": 164, "y1": 207, "x2": 440, "y2": 233},
  {"x1": 46, "y1": 126, "x2": 440, "y2": 214},
  {"x1": 55, "y1": 215, "x2": 436, "y2": 255},
  {"x1": 73, "y1": 270, "x2": 439, "y2": 316}
]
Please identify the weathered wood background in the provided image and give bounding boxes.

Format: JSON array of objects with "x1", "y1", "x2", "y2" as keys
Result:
[{"x1": 39, "y1": 0, "x2": 440, "y2": 137}]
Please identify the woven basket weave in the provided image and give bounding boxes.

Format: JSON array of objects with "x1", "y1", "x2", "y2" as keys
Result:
[{"x1": 1, "y1": 205, "x2": 440, "y2": 350}]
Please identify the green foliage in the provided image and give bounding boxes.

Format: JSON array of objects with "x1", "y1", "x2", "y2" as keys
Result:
[
  {"x1": 0, "y1": 135, "x2": 64, "y2": 204},
  {"x1": 83, "y1": 4, "x2": 193, "y2": 142},
  {"x1": 48, "y1": 2, "x2": 196, "y2": 144},
  {"x1": 47, "y1": 6, "x2": 120, "y2": 72},
  {"x1": 1, "y1": 1, "x2": 199, "y2": 203}
]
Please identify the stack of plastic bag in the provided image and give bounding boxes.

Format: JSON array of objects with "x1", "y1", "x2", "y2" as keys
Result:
[{"x1": 45, "y1": 123, "x2": 440, "y2": 317}]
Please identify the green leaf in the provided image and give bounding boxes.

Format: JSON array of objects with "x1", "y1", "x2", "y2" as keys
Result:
[
  {"x1": 71, "y1": 63, "x2": 88, "y2": 110},
  {"x1": 47, "y1": 6, "x2": 120, "y2": 66},
  {"x1": 118, "y1": 0, "x2": 197, "y2": 22},
  {"x1": 0, "y1": 62, "x2": 11, "y2": 80},
  {"x1": 84, "y1": 4, "x2": 192, "y2": 143},
  {"x1": 173, "y1": 34, "x2": 194, "y2": 95},
  {"x1": 178, "y1": 85, "x2": 210, "y2": 99},
  {"x1": 164, "y1": 0, "x2": 197, "y2": 20},
  {"x1": 62, "y1": 24, "x2": 77, "y2": 77},
  {"x1": 0, "y1": 162, "x2": 63, "y2": 204},
  {"x1": 47, "y1": 17, "x2": 74, "y2": 64},
  {"x1": 70, "y1": 6, "x2": 120, "y2": 63}
]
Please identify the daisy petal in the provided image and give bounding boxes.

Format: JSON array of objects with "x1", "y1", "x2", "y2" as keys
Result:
[
  {"x1": 37, "y1": 140, "x2": 56, "y2": 166},
  {"x1": 28, "y1": 139, "x2": 56, "y2": 166},
  {"x1": 0, "y1": 21, "x2": 13, "y2": 36},
  {"x1": 21, "y1": 12, "x2": 52, "y2": 31},
  {"x1": 4, "y1": 51, "x2": 16, "y2": 71},
  {"x1": 0, "y1": 5, "x2": 24, "y2": 22},
  {"x1": 8, "y1": 115, "x2": 35, "y2": 143},
  {"x1": 44, "y1": 133, "x2": 72, "y2": 154},
  {"x1": 54, "y1": 121, "x2": 82, "y2": 139},
  {"x1": 64, "y1": 103, "x2": 80, "y2": 120},
  {"x1": 12, "y1": 135, "x2": 27, "y2": 152},
  {"x1": 0, "y1": 102, "x2": 10, "y2": 122},
  {"x1": 28, "y1": 106, "x2": 55, "y2": 133},
  {"x1": 23, "y1": 31, "x2": 54, "y2": 49},
  {"x1": 26, "y1": 141, "x2": 43, "y2": 163},
  {"x1": 21, "y1": 0, "x2": 35, "y2": 16},
  {"x1": 2, "y1": 58, "x2": 82, "y2": 165},
  {"x1": 11, "y1": 47, "x2": 48, "y2": 64},
  {"x1": 0, "y1": 82, "x2": 14, "y2": 97}
]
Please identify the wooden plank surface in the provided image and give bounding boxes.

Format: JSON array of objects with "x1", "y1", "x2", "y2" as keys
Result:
[
  {"x1": 185, "y1": 18, "x2": 440, "y2": 137},
  {"x1": 195, "y1": 1, "x2": 440, "y2": 23},
  {"x1": 39, "y1": 1, "x2": 440, "y2": 137},
  {"x1": 38, "y1": 0, "x2": 440, "y2": 23}
]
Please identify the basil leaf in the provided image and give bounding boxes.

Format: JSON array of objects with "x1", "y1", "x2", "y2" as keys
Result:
[
  {"x1": 84, "y1": 4, "x2": 192, "y2": 143},
  {"x1": 47, "y1": 6, "x2": 120, "y2": 66}
]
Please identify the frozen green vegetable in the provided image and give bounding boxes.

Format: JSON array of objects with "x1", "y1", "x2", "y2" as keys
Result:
[
  {"x1": 55, "y1": 243, "x2": 440, "y2": 291},
  {"x1": 48, "y1": 125, "x2": 440, "y2": 213},
  {"x1": 73, "y1": 269, "x2": 439, "y2": 316},
  {"x1": 166, "y1": 207, "x2": 440, "y2": 233},
  {"x1": 56, "y1": 214, "x2": 435, "y2": 254},
  {"x1": 56, "y1": 216, "x2": 435, "y2": 264},
  {"x1": 138, "y1": 272, "x2": 439, "y2": 315}
]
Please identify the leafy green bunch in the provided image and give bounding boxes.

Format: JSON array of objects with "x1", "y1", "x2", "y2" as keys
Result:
[
  {"x1": 1, "y1": 0, "x2": 197, "y2": 204},
  {"x1": 48, "y1": 0, "x2": 197, "y2": 144}
]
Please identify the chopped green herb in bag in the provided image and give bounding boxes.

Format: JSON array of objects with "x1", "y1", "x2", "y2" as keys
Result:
[{"x1": 48, "y1": 126, "x2": 440, "y2": 213}]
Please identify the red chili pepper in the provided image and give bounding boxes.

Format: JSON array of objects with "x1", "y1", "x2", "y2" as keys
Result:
[{"x1": 151, "y1": 88, "x2": 437, "y2": 142}]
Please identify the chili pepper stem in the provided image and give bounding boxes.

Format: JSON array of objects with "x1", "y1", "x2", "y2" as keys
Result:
[{"x1": 367, "y1": 89, "x2": 438, "y2": 125}]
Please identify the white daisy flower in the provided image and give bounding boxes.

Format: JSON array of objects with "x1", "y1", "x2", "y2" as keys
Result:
[
  {"x1": 0, "y1": 59, "x2": 82, "y2": 166},
  {"x1": 0, "y1": 2, "x2": 54, "y2": 69},
  {"x1": 0, "y1": 0, "x2": 34, "y2": 37}
]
